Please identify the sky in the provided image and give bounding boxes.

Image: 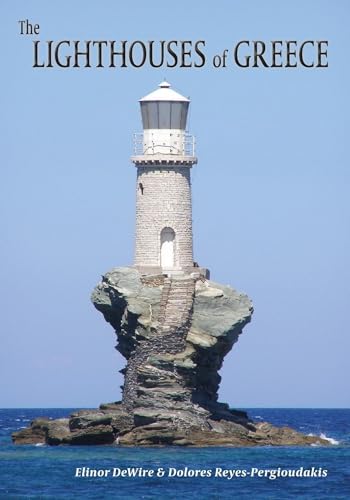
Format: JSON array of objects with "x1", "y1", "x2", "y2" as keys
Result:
[{"x1": 1, "y1": 0, "x2": 349, "y2": 408}]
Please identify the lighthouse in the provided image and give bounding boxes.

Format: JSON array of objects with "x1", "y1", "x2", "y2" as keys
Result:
[{"x1": 132, "y1": 81, "x2": 207, "y2": 277}]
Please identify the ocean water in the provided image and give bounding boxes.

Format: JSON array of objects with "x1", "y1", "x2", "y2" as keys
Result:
[{"x1": 0, "y1": 408, "x2": 349, "y2": 499}]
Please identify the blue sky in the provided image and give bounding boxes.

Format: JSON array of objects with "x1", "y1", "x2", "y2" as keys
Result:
[{"x1": 1, "y1": 0, "x2": 349, "y2": 408}]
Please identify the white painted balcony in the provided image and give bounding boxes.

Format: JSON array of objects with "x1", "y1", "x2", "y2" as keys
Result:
[
  {"x1": 131, "y1": 131, "x2": 197, "y2": 166},
  {"x1": 132, "y1": 131, "x2": 196, "y2": 157}
]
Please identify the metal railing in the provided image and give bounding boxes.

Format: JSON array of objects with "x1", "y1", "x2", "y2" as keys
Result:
[{"x1": 133, "y1": 132, "x2": 196, "y2": 157}]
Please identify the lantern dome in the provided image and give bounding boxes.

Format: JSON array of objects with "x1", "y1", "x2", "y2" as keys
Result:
[{"x1": 140, "y1": 81, "x2": 189, "y2": 103}]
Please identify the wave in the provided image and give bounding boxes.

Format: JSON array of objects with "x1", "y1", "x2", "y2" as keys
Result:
[
  {"x1": 308, "y1": 432, "x2": 340, "y2": 445},
  {"x1": 320, "y1": 433, "x2": 340, "y2": 445}
]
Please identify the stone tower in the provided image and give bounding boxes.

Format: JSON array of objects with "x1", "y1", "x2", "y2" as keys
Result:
[{"x1": 131, "y1": 81, "x2": 206, "y2": 277}]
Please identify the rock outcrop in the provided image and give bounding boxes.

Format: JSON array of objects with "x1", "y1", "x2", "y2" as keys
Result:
[
  {"x1": 12, "y1": 267, "x2": 329, "y2": 447},
  {"x1": 12, "y1": 403, "x2": 328, "y2": 446},
  {"x1": 91, "y1": 267, "x2": 253, "y2": 427}
]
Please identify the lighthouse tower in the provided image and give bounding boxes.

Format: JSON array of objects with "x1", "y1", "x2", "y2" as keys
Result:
[{"x1": 132, "y1": 81, "x2": 205, "y2": 277}]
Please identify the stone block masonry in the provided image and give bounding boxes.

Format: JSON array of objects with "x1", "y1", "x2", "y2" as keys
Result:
[
  {"x1": 122, "y1": 276, "x2": 195, "y2": 413},
  {"x1": 135, "y1": 166, "x2": 193, "y2": 269}
]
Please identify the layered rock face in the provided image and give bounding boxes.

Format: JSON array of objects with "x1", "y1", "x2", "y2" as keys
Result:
[
  {"x1": 92, "y1": 267, "x2": 253, "y2": 429},
  {"x1": 12, "y1": 267, "x2": 328, "y2": 446}
]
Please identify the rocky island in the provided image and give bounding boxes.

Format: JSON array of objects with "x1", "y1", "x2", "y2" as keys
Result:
[
  {"x1": 12, "y1": 82, "x2": 328, "y2": 447},
  {"x1": 12, "y1": 267, "x2": 327, "y2": 447}
]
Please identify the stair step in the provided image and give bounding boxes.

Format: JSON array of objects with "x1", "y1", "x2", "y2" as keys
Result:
[{"x1": 157, "y1": 277, "x2": 195, "y2": 330}]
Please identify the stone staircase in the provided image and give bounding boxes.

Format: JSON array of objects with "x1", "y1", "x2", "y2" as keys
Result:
[
  {"x1": 158, "y1": 277, "x2": 195, "y2": 334},
  {"x1": 123, "y1": 275, "x2": 196, "y2": 411}
]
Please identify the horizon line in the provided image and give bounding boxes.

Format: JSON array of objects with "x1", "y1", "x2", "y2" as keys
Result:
[{"x1": 1, "y1": 406, "x2": 349, "y2": 410}]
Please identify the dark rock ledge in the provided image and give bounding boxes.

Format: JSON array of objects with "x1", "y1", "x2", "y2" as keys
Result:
[
  {"x1": 12, "y1": 268, "x2": 328, "y2": 447},
  {"x1": 12, "y1": 402, "x2": 328, "y2": 446}
]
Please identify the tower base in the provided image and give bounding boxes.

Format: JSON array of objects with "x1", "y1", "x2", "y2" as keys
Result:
[{"x1": 133, "y1": 265, "x2": 210, "y2": 280}]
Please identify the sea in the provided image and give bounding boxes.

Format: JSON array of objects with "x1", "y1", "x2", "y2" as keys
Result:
[{"x1": 0, "y1": 408, "x2": 349, "y2": 499}]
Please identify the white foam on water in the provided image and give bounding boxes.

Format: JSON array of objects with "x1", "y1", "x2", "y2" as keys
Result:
[
  {"x1": 309, "y1": 432, "x2": 340, "y2": 445},
  {"x1": 35, "y1": 443, "x2": 45, "y2": 447},
  {"x1": 320, "y1": 433, "x2": 340, "y2": 445}
]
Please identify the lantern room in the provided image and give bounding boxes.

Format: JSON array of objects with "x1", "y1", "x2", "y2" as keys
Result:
[
  {"x1": 140, "y1": 81, "x2": 189, "y2": 130},
  {"x1": 132, "y1": 81, "x2": 196, "y2": 161}
]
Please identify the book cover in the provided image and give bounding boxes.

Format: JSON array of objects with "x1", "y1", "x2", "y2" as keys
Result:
[{"x1": 2, "y1": 1, "x2": 349, "y2": 498}]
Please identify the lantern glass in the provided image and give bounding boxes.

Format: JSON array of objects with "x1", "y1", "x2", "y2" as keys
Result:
[{"x1": 140, "y1": 101, "x2": 189, "y2": 130}]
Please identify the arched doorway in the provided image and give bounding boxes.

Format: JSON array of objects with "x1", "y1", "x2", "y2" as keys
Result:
[{"x1": 160, "y1": 227, "x2": 175, "y2": 268}]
